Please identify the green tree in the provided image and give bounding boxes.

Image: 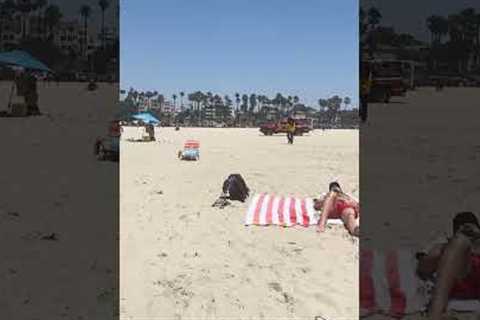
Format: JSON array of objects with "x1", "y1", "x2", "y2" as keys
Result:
[
  {"x1": 44, "y1": 4, "x2": 62, "y2": 41},
  {"x1": 367, "y1": 7, "x2": 381, "y2": 29},
  {"x1": 427, "y1": 15, "x2": 448, "y2": 45},
  {"x1": 80, "y1": 4, "x2": 92, "y2": 56},
  {"x1": 241, "y1": 94, "x2": 248, "y2": 113},
  {"x1": 344, "y1": 96, "x2": 351, "y2": 109},
  {"x1": 234, "y1": 92, "x2": 240, "y2": 114},
  {"x1": 17, "y1": 0, "x2": 35, "y2": 39},
  {"x1": 172, "y1": 94, "x2": 177, "y2": 110},
  {"x1": 249, "y1": 93, "x2": 257, "y2": 113},
  {"x1": 318, "y1": 98, "x2": 328, "y2": 112},
  {"x1": 34, "y1": 0, "x2": 47, "y2": 37},
  {"x1": 98, "y1": 0, "x2": 110, "y2": 49},
  {"x1": 180, "y1": 91, "x2": 185, "y2": 110}
]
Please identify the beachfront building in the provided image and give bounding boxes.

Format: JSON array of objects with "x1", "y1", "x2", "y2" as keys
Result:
[
  {"x1": 203, "y1": 105, "x2": 215, "y2": 125},
  {"x1": 0, "y1": 15, "x2": 22, "y2": 50},
  {"x1": 0, "y1": 13, "x2": 108, "y2": 57}
]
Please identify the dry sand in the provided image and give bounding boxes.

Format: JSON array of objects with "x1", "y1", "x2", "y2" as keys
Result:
[
  {"x1": 120, "y1": 128, "x2": 359, "y2": 319},
  {"x1": 0, "y1": 82, "x2": 118, "y2": 319}
]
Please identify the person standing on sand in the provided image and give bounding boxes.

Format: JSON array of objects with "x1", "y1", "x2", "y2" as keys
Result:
[
  {"x1": 286, "y1": 117, "x2": 296, "y2": 144},
  {"x1": 314, "y1": 182, "x2": 359, "y2": 236},
  {"x1": 24, "y1": 70, "x2": 40, "y2": 115}
]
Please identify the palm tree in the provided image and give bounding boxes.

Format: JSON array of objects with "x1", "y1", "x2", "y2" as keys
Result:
[
  {"x1": 234, "y1": 92, "x2": 240, "y2": 114},
  {"x1": 224, "y1": 95, "x2": 233, "y2": 120},
  {"x1": 318, "y1": 99, "x2": 328, "y2": 112},
  {"x1": 17, "y1": 0, "x2": 35, "y2": 39},
  {"x1": 180, "y1": 91, "x2": 185, "y2": 111},
  {"x1": 344, "y1": 96, "x2": 351, "y2": 109},
  {"x1": 206, "y1": 91, "x2": 213, "y2": 107},
  {"x1": 44, "y1": 4, "x2": 62, "y2": 41},
  {"x1": 427, "y1": 15, "x2": 449, "y2": 45},
  {"x1": 172, "y1": 94, "x2": 177, "y2": 111},
  {"x1": 241, "y1": 94, "x2": 248, "y2": 113},
  {"x1": 34, "y1": 0, "x2": 46, "y2": 37},
  {"x1": 157, "y1": 94, "x2": 165, "y2": 111},
  {"x1": 80, "y1": 5, "x2": 92, "y2": 57},
  {"x1": 367, "y1": 7, "x2": 381, "y2": 29},
  {"x1": 287, "y1": 95, "x2": 293, "y2": 115},
  {"x1": 98, "y1": 0, "x2": 110, "y2": 49},
  {"x1": 366, "y1": 7, "x2": 382, "y2": 56}
]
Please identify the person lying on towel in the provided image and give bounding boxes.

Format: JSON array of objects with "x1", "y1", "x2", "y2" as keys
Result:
[
  {"x1": 313, "y1": 182, "x2": 359, "y2": 236},
  {"x1": 416, "y1": 211, "x2": 480, "y2": 320}
]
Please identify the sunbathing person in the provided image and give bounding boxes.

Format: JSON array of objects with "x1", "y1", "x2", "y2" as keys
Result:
[
  {"x1": 313, "y1": 182, "x2": 359, "y2": 236},
  {"x1": 416, "y1": 212, "x2": 480, "y2": 320}
]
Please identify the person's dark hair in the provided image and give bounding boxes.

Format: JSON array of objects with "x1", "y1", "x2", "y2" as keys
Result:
[
  {"x1": 453, "y1": 212, "x2": 480, "y2": 234},
  {"x1": 329, "y1": 181, "x2": 341, "y2": 192}
]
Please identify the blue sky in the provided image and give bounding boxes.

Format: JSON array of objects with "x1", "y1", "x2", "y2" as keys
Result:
[{"x1": 121, "y1": 0, "x2": 358, "y2": 108}]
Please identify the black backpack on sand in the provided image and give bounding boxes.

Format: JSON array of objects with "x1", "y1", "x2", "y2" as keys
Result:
[{"x1": 222, "y1": 174, "x2": 250, "y2": 202}]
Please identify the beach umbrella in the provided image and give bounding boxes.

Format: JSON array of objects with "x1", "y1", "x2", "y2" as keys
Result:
[
  {"x1": 131, "y1": 112, "x2": 160, "y2": 124},
  {"x1": 0, "y1": 50, "x2": 52, "y2": 72}
]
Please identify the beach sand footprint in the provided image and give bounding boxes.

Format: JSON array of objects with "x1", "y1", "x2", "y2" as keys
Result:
[{"x1": 267, "y1": 282, "x2": 295, "y2": 314}]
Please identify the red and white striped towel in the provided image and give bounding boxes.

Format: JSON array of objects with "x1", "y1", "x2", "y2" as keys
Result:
[
  {"x1": 360, "y1": 249, "x2": 480, "y2": 318},
  {"x1": 245, "y1": 193, "x2": 344, "y2": 227},
  {"x1": 184, "y1": 140, "x2": 200, "y2": 149},
  {"x1": 360, "y1": 249, "x2": 427, "y2": 318}
]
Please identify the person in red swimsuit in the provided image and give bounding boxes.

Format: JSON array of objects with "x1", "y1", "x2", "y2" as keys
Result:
[
  {"x1": 313, "y1": 182, "x2": 359, "y2": 236},
  {"x1": 416, "y1": 212, "x2": 480, "y2": 319}
]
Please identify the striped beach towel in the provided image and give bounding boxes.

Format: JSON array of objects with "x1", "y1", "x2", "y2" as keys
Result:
[
  {"x1": 360, "y1": 249, "x2": 427, "y2": 318},
  {"x1": 184, "y1": 140, "x2": 200, "y2": 149},
  {"x1": 245, "y1": 193, "x2": 344, "y2": 227},
  {"x1": 360, "y1": 249, "x2": 480, "y2": 318},
  {"x1": 180, "y1": 140, "x2": 200, "y2": 160}
]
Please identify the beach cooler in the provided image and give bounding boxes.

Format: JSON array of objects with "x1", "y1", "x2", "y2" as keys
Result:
[{"x1": 179, "y1": 140, "x2": 200, "y2": 160}]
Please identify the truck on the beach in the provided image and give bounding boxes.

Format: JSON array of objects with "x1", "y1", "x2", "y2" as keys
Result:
[
  {"x1": 362, "y1": 59, "x2": 408, "y2": 103},
  {"x1": 259, "y1": 118, "x2": 313, "y2": 136}
]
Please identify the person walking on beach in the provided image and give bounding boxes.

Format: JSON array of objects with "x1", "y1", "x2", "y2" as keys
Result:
[{"x1": 286, "y1": 117, "x2": 296, "y2": 144}]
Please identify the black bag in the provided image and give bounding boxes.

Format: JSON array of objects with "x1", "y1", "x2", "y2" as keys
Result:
[{"x1": 222, "y1": 174, "x2": 250, "y2": 202}]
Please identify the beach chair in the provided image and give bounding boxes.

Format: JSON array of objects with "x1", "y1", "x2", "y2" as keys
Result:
[{"x1": 178, "y1": 140, "x2": 200, "y2": 160}]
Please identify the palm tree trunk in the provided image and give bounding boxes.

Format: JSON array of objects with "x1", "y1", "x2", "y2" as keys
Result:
[
  {"x1": 0, "y1": 19, "x2": 3, "y2": 51},
  {"x1": 22, "y1": 14, "x2": 27, "y2": 39},
  {"x1": 101, "y1": 10, "x2": 105, "y2": 49},
  {"x1": 84, "y1": 19, "x2": 88, "y2": 56}
]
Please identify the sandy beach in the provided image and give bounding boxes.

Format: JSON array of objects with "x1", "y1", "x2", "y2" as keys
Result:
[
  {"x1": 120, "y1": 128, "x2": 359, "y2": 319},
  {"x1": 0, "y1": 82, "x2": 118, "y2": 319}
]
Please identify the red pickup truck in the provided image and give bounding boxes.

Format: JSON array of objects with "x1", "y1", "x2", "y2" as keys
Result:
[
  {"x1": 259, "y1": 118, "x2": 313, "y2": 136},
  {"x1": 363, "y1": 59, "x2": 408, "y2": 103}
]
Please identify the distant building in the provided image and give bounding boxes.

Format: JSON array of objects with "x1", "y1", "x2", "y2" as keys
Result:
[{"x1": 0, "y1": 13, "x2": 109, "y2": 57}]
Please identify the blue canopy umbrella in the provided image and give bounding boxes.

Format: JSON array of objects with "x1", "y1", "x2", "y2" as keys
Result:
[
  {"x1": 131, "y1": 112, "x2": 160, "y2": 124},
  {"x1": 0, "y1": 50, "x2": 51, "y2": 72}
]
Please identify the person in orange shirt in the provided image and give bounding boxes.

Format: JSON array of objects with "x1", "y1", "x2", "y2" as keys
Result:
[{"x1": 286, "y1": 118, "x2": 296, "y2": 144}]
